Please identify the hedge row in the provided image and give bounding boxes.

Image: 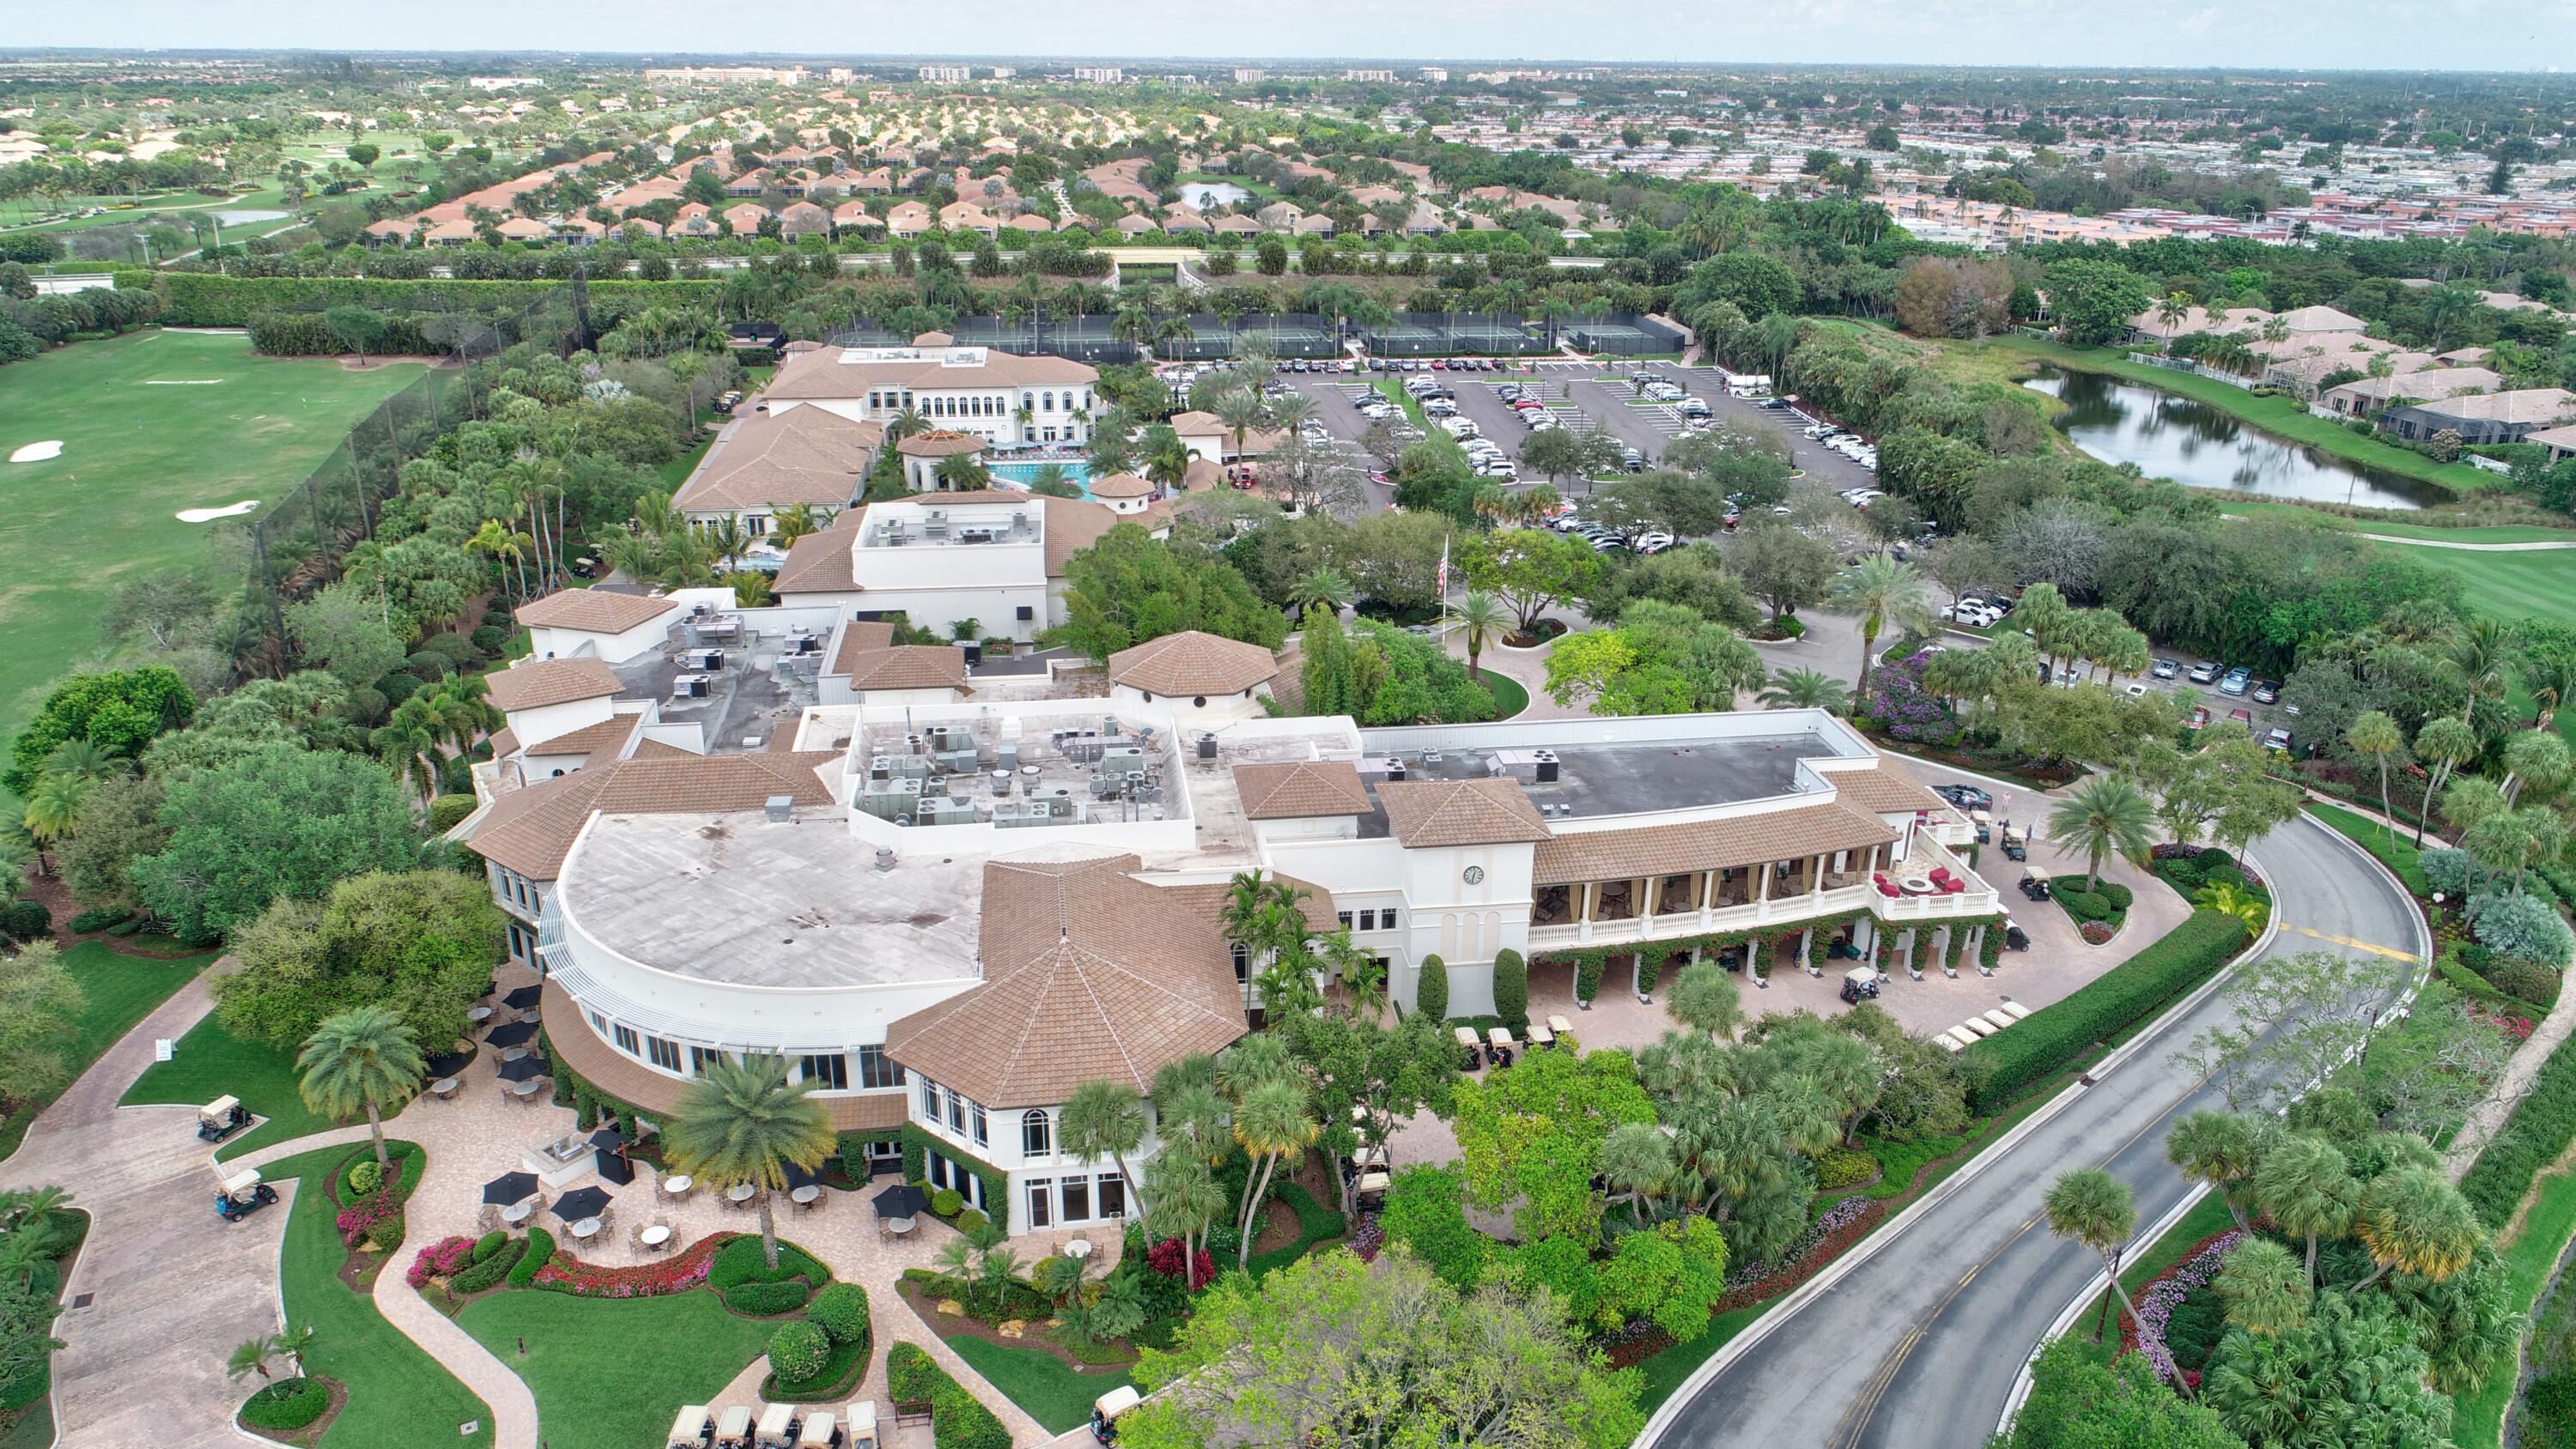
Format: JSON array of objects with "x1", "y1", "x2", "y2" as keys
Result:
[
  {"x1": 2461, "y1": 1022, "x2": 2576, "y2": 1229},
  {"x1": 125, "y1": 272, "x2": 720, "y2": 328},
  {"x1": 887, "y1": 1343, "x2": 1011, "y2": 1449},
  {"x1": 1962, "y1": 909, "x2": 2253, "y2": 1113},
  {"x1": 505, "y1": 1227, "x2": 555, "y2": 1288},
  {"x1": 237, "y1": 1377, "x2": 329, "y2": 1432},
  {"x1": 448, "y1": 1237, "x2": 527, "y2": 1294},
  {"x1": 246, "y1": 310, "x2": 435, "y2": 356}
]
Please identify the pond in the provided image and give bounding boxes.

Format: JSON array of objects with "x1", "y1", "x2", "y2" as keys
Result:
[
  {"x1": 1180, "y1": 181, "x2": 1252, "y2": 209},
  {"x1": 2022, "y1": 366, "x2": 2438, "y2": 510}
]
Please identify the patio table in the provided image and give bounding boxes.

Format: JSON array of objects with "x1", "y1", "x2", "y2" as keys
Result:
[
  {"x1": 466, "y1": 1006, "x2": 495, "y2": 1024},
  {"x1": 568, "y1": 1216, "x2": 602, "y2": 1242},
  {"x1": 501, "y1": 1200, "x2": 535, "y2": 1226},
  {"x1": 498, "y1": 1046, "x2": 530, "y2": 1064},
  {"x1": 508, "y1": 1079, "x2": 543, "y2": 1100},
  {"x1": 789, "y1": 1185, "x2": 821, "y2": 1208},
  {"x1": 640, "y1": 1224, "x2": 673, "y2": 1250},
  {"x1": 662, "y1": 1174, "x2": 695, "y2": 1197},
  {"x1": 727, "y1": 1182, "x2": 756, "y2": 1205},
  {"x1": 429, "y1": 1076, "x2": 460, "y2": 1100}
]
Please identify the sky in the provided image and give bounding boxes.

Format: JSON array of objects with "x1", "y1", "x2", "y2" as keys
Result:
[{"x1": 14, "y1": 0, "x2": 2576, "y2": 72}]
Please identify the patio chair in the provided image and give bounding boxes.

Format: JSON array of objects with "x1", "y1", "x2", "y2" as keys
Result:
[{"x1": 477, "y1": 1203, "x2": 503, "y2": 1234}]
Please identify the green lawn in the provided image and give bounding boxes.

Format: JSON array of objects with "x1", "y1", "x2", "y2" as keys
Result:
[
  {"x1": 457, "y1": 1287, "x2": 775, "y2": 1449},
  {"x1": 0, "y1": 331, "x2": 427, "y2": 739},
  {"x1": 2309, "y1": 802, "x2": 2432, "y2": 897},
  {"x1": 945, "y1": 1336, "x2": 1131, "y2": 1434},
  {"x1": 2390, "y1": 545, "x2": 2576, "y2": 634},
  {"x1": 124, "y1": 1010, "x2": 331, "y2": 1160},
  {"x1": 0, "y1": 942, "x2": 217, "y2": 1164},
  {"x1": 1953, "y1": 336, "x2": 2500, "y2": 496},
  {"x1": 2219, "y1": 501, "x2": 2576, "y2": 544},
  {"x1": 1481, "y1": 670, "x2": 1528, "y2": 718},
  {"x1": 2455, "y1": 1155, "x2": 2576, "y2": 1448},
  {"x1": 263, "y1": 1143, "x2": 495, "y2": 1449}
]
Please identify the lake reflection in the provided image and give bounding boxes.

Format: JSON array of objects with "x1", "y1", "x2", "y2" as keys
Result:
[{"x1": 2023, "y1": 367, "x2": 2436, "y2": 510}]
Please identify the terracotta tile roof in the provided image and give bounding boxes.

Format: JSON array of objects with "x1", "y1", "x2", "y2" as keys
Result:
[
  {"x1": 521, "y1": 712, "x2": 643, "y2": 759},
  {"x1": 489, "y1": 724, "x2": 521, "y2": 758},
  {"x1": 541, "y1": 983, "x2": 904, "y2": 1130},
  {"x1": 1529, "y1": 803, "x2": 1897, "y2": 882},
  {"x1": 894, "y1": 430, "x2": 988, "y2": 458},
  {"x1": 1233, "y1": 761, "x2": 1371, "y2": 820},
  {"x1": 514, "y1": 589, "x2": 680, "y2": 634},
  {"x1": 1086, "y1": 472, "x2": 1155, "y2": 500},
  {"x1": 1826, "y1": 764, "x2": 1946, "y2": 815},
  {"x1": 774, "y1": 510, "x2": 869, "y2": 596},
  {"x1": 766, "y1": 344, "x2": 1097, "y2": 401},
  {"x1": 845, "y1": 645, "x2": 969, "y2": 691},
  {"x1": 671, "y1": 406, "x2": 880, "y2": 514},
  {"x1": 629, "y1": 738, "x2": 697, "y2": 761},
  {"x1": 1375, "y1": 779, "x2": 1552, "y2": 848},
  {"x1": 884, "y1": 854, "x2": 1254, "y2": 1106},
  {"x1": 1108, "y1": 631, "x2": 1280, "y2": 697},
  {"x1": 1038, "y1": 497, "x2": 1125, "y2": 578},
  {"x1": 484, "y1": 658, "x2": 626, "y2": 712},
  {"x1": 459, "y1": 750, "x2": 840, "y2": 880},
  {"x1": 826, "y1": 620, "x2": 899, "y2": 675}
]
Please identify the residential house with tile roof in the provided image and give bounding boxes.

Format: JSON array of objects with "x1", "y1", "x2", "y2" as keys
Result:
[
  {"x1": 670, "y1": 403, "x2": 883, "y2": 534},
  {"x1": 761, "y1": 336, "x2": 1098, "y2": 452}
]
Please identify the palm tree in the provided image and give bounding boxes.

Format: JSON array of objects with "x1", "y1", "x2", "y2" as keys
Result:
[
  {"x1": 2254, "y1": 1134, "x2": 2356, "y2": 1288},
  {"x1": 1757, "y1": 667, "x2": 1850, "y2": 712},
  {"x1": 2353, "y1": 1166, "x2": 2481, "y2": 1288},
  {"x1": 2167, "y1": 1110, "x2": 2267, "y2": 1233},
  {"x1": 1667, "y1": 961, "x2": 1744, "y2": 1040},
  {"x1": 1596, "y1": 1119, "x2": 1674, "y2": 1221},
  {"x1": 1268, "y1": 392, "x2": 1315, "y2": 437},
  {"x1": 2411, "y1": 716, "x2": 2479, "y2": 848},
  {"x1": 2520, "y1": 649, "x2": 2576, "y2": 732},
  {"x1": 770, "y1": 503, "x2": 833, "y2": 548},
  {"x1": 1827, "y1": 553, "x2": 1931, "y2": 712},
  {"x1": 2446, "y1": 616, "x2": 2511, "y2": 729},
  {"x1": 1287, "y1": 567, "x2": 1354, "y2": 619},
  {"x1": 1215, "y1": 387, "x2": 1266, "y2": 460},
  {"x1": 1140, "y1": 1149, "x2": 1224, "y2": 1292},
  {"x1": 466, "y1": 518, "x2": 533, "y2": 600},
  {"x1": 1060, "y1": 1080, "x2": 1151, "y2": 1217},
  {"x1": 1229, "y1": 1076, "x2": 1319, "y2": 1270},
  {"x1": 39, "y1": 739, "x2": 118, "y2": 785},
  {"x1": 1454, "y1": 591, "x2": 1506, "y2": 684},
  {"x1": 2345, "y1": 711, "x2": 2406, "y2": 842},
  {"x1": 663, "y1": 1054, "x2": 835, "y2": 1270},
  {"x1": 226, "y1": 1335, "x2": 289, "y2": 1385},
  {"x1": 2044, "y1": 1167, "x2": 2146, "y2": 1351},
  {"x1": 296, "y1": 1006, "x2": 425, "y2": 1173},
  {"x1": 20, "y1": 773, "x2": 91, "y2": 873},
  {"x1": 2213, "y1": 1239, "x2": 2310, "y2": 1337},
  {"x1": 2048, "y1": 777, "x2": 2156, "y2": 891},
  {"x1": 705, "y1": 514, "x2": 753, "y2": 573}
]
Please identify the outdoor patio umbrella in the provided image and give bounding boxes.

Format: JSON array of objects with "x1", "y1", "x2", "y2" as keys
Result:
[
  {"x1": 422, "y1": 1050, "x2": 472, "y2": 1079},
  {"x1": 594, "y1": 1153, "x2": 636, "y2": 1187},
  {"x1": 872, "y1": 1183, "x2": 928, "y2": 1220},
  {"x1": 502, "y1": 984, "x2": 544, "y2": 1010},
  {"x1": 552, "y1": 1185, "x2": 613, "y2": 1223},
  {"x1": 496, "y1": 1055, "x2": 550, "y2": 1083},
  {"x1": 783, "y1": 1160, "x2": 820, "y2": 1191},
  {"x1": 482, "y1": 1171, "x2": 540, "y2": 1206},
  {"x1": 485, "y1": 1020, "x2": 539, "y2": 1048},
  {"x1": 587, "y1": 1126, "x2": 629, "y2": 1153}
]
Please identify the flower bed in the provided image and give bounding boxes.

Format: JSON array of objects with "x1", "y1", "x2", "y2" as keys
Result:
[
  {"x1": 335, "y1": 1188, "x2": 404, "y2": 1252},
  {"x1": 1347, "y1": 1213, "x2": 1385, "y2": 1264},
  {"x1": 2116, "y1": 1228, "x2": 2243, "y2": 1388},
  {"x1": 406, "y1": 1235, "x2": 475, "y2": 1290},
  {"x1": 529, "y1": 1232, "x2": 731, "y2": 1299}
]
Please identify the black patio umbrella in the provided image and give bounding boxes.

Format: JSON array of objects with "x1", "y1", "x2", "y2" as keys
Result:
[
  {"x1": 496, "y1": 1055, "x2": 550, "y2": 1083},
  {"x1": 872, "y1": 1183, "x2": 928, "y2": 1220},
  {"x1": 482, "y1": 1171, "x2": 540, "y2": 1206},
  {"x1": 551, "y1": 1185, "x2": 613, "y2": 1223},
  {"x1": 485, "y1": 1019, "x2": 539, "y2": 1049},
  {"x1": 422, "y1": 1050, "x2": 472, "y2": 1080},
  {"x1": 783, "y1": 1160, "x2": 820, "y2": 1191},
  {"x1": 587, "y1": 1125, "x2": 630, "y2": 1153},
  {"x1": 502, "y1": 984, "x2": 544, "y2": 1010},
  {"x1": 594, "y1": 1153, "x2": 636, "y2": 1187}
]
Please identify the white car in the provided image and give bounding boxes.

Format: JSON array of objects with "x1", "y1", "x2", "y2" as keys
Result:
[
  {"x1": 1440, "y1": 418, "x2": 1480, "y2": 440},
  {"x1": 1633, "y1": 530, "x2": 1676, "y2": 553}
]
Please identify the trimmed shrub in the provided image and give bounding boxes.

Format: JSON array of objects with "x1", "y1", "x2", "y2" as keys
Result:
[
  {"x1": 2422, "y1": 846, "x2": 2476, "y2": 899},
  {"x1": 1964, "y1": 910, "x2": 2251, "y2": 1113},
  {"x1": 0, "y1": 900, "x2": 51, "y2": 942},
  {"x1": 809, "y1": 1282, "x2": 871, "y2": 1345},
  {"x1": 1812, "y1": 1148, "x2": 1878, "y2": 1191},
  {"x1": 887, "y1": 1343, "x2": 1012, "y2": 1449},
  {"x1": 1574, "y1": 954, "x2": 1604, "y2": 1003},
  {"x1": 505, "y1": 1227, "x2": 556, "y2": 1288},
  {"x1": 2464, "y1": 1025, "x2": 2576, "y2": 1228},
  {"x1": 1415, "y1": 954, "x2": 1449, "y2": 1021},
  {"x1": 953, "y1": 1206, "x2": 987, "y2": 1234},
  {"x1": 2096, "y1": 882, "x2": 2134, "y2": 912},
  {"x1": 471, "y1": 1229, "x2": 509, "y2": 1264},
  {"x1": 724, "y1": 1278, "x2": 813, "y2": 1316},
  {"x1": 428, "y1": 794, "x2": 479, "y2": 834},
  {"x1": 67, "y1": 906, "x2": 131, "y2": 933},
  {"x1": 2487, "y1": 956, "x2": 2564, "y2": 1010},
  {"x1": 768, "y1": 1321, "x2": 829, "y2": 1382},
  {"x1": 2056, "y1": 888, "x2": 2111, "y2": 923},
  {"x1": 708, "y1": 1235, "x2": 828, "y2": 1290},
  {"x1": 2468, "y1": 890, "x2": 2574, "y2": 968},
  {"x1": 238, "y1": 1377, "x2": 330, "y2": 1431},
  {"x1": 1492, "y1": 949, "x2": 1528, "y2": 1032},
  {"x1": 347, "y1": 1160, "x2": 385, "y2": 1196},
  {"x1": 930, "y1": 1188, "x2": 964, "y2": 1218},
  {"x1": 448, "y1": 1236, "x2": 526, "y2": 1294},
  {"x1": 469, "y1": 624, "x2": 508, "y2": 654}
]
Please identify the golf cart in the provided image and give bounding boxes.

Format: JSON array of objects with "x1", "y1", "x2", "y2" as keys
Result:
[
  {"x1": 1839, "y1": 966, "x2": 1883, "y2": 1005},
  {"x1": 214, "y1": 1163, "x2": 277, "y2": 1222},
  {"x1": 1091, "y1": 1385, "x2": 1143, "y2": 1445},
  {"x1": 1967, "y1": 809, "x2": 1995, "y2": 845},
  {"x1": 2018, "y1": 867, "x2": 2053, "y2": 903},
  {"x1": 197, "y1": 1094, "x2": 248, "y2": 1143},
  {"x1": 2003, "y1": 920, "x2": 2032, "y2": 952},
  {"x1": 2001, "y1": 826, "x2": 2028, "y2": 862}
]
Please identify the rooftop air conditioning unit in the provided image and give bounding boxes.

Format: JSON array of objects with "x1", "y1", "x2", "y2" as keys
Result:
[{"x1": 762, "y1": 795, "x2": 793, "y2": 824}]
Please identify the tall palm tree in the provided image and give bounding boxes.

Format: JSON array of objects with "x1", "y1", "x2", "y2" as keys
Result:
[
  {"x1": 20, "y1": 773, "x2": 90, "y2": 875},
  {"x1": 2345, "y1": 711, "x2": 2406, "y2": 842},
  {"x1": 1287, "y1": 567, "x2": 1354, "y2": 619},
  {"x1": 1140, "y1": 1148, "x2": 1224, "y2": 1292},
  {"x1": 296, "y1": 1006, "x2": 425, "y2": 1173},
  {"x1": 769, "y1": 503, "x2": 832, "y2": 549},
  {"x1": 2254, "y1": 1134, "x2": 2356, "y2": 1288},
  {"x1": 1827, "y1": 553, "x2": 1931, "y2": 712},
  {"x1": 1757, "y1": 667, "x2": 1849, "y2": 712},
  {"x1": 1267, "y1": 391, "x2": 1315, "y2": 436},
  {"x1": 2410, "y1": 716, "x2": 2480, "y2": 848},
  {"x1": 1454, "y1": 591, "x2": 1506, "y2": 684},
  {"x1": 2353, "y1": 1166, "x2": 2481, "y2": 1289},
  {"x1": 663, "y1": 1054, "x2": 835, "y2": 1270},
  {"x1": 2048, "y1": 776, "x2": 2156, "y2": 891},
  {"x1": 2166, "y1": 1110, "x2": 2267, "y2": 1233},
  {"x1": 2446, "y1": 617, "x2": 2511, "y2": 729},
  {"x1": 1060, "y1": 1079, "x2": 1151, "y2": 1218},
  {"x1": 1214, "y1": 387, "x2": 1265, "y2": 461},
  {"x1": 705, "y1": 514, "x2": 753, "y2": 573},
  {"x1": 2044, "y1": 1167, "x2": 2147, "y2": 1352},
  {"x1": 466, "y1": 518, "x2": 533, "y2": 600},
  {"x1": 2519, "y1": 649, "x2": 2576, "y2": 733},
  {"x1": 2213, "y1": 1239, "x2": 2310, "y2": 1337},
  {"x1": 1229, "y1": 1076, "x2": 1319, "y2": 1270},
  {"x1": 1596, "y1": 1119, "x2": 1674, "y2": 1221}
]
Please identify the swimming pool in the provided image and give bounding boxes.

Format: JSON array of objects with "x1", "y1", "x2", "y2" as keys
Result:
[{"x1": 987, "y1": 460, "x2": 1096, "y2": 500}]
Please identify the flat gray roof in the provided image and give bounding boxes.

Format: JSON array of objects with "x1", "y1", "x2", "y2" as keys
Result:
[
  {"x1": 1355, "y1": 730, "x2": 1826, "y2": 836},
  {"x1": 560, "y1": 809, "x2": 982, "y2": 990}
]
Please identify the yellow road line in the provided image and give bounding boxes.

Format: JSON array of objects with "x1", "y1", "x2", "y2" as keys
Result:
[{"x1": 2279, "y1": 925, "x2": 2419, "y2": 961}]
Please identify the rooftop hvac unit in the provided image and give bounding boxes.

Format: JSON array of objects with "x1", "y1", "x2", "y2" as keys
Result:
[
  {"x1": 870, "y1": 753, "x2": 932, "y2": 781},
  {"x1": 993, "y1": 799, "x2": 1055, "y2": 829},
  {"x1": 935, "y1": 749, "x2": 980, "y2": 775},
  {"x1": 995, "y1": 742, "x2": 1021, "y2": 773},
  {"x1": 857, "y1": 778, "x2": 924, "y2": 821},
  {"x1": 962, "y1": 642, "x2": 982, "y2": 667},
  {"x1": 672, "y1": 673, "x2": 711, "y2": 700},
  {"x1": 874, "y1": 848, "x2": 897, "y2": 872},
  {"x1": 1091, "y1": 773, "x2": 1124, "y2": 800},
  {"x1": 762, "y1": 795, "x2": 793, "y2": 824},
  {"x1": 1535, "y1": 757, "x2": 1559, "y2": 784},
  {"x1": 1041, "y1": 788, "x2": 1075, "y2": 818},
  {"x1": 1386, "y1": 758, "x2": 1406, "y2": 782},
  {"x1": 928, "y1": 724, "x2": 975, "y2": 753},
  {"x1": 1195, "y1": 731, "x2": 1218, "y2": 761},
  {"x1": 1098, "y1": 747, "x2": 1145, "y2": 778},
  {"x1": 684, "y1": 647, "x2": 726, "y2": 671},
  {"x1": 914, "y1": 796, "x2": 980, "y2": 827}
]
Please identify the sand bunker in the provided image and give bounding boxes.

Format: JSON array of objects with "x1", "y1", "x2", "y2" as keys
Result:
[
  {"x1": 9, "y1": 441, "x2": 64, "y2": 464},
  {"x1": 176, "y1": 500, "x2": 259, "y2": 523}
]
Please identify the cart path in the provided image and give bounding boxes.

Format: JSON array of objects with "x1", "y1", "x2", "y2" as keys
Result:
[{"x1": 2360, "y1": 534, "x2": 2576, "y2": 551}]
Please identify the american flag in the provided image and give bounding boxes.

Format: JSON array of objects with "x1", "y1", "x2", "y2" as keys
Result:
[{"x1": 1437, "y1": 532, "x2": 1450, "y2": 602}]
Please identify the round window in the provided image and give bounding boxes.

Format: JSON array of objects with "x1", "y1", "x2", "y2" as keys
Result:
[{"x1": 1194, "y1": 696, "x2": 1207, "y2": 707}]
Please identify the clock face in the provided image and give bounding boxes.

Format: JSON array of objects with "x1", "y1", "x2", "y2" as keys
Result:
[{"x1": 1463, "y1": 865, "x2": 1485, "y2": 885}]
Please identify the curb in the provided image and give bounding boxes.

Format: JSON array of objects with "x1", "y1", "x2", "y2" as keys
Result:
[
  {"x1": 1637, "y1": 864, "x2": 2281, "y2": 1448},
  {"x1": 1995, "y1": 1184, "x2": 2213, "y2": 1438}
]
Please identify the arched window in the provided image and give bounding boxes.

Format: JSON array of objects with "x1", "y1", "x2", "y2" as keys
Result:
[{"x1": 1021, "y1": 1109, "x2": 1052, "y2": 1157}]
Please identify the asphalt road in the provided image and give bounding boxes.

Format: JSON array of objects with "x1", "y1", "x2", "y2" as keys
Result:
[{"x1": 1646, "y1": 811, "x2": 2424, "y2": 1449}]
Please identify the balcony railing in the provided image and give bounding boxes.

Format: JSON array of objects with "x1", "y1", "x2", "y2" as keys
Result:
[{"x1": 1528, "y1": 883, "x2": 1877, "y2": 951}]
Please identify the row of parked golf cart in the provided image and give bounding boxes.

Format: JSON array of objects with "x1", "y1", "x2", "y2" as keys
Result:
[{"x1": 667, "y1": 1399, "x2": 874, "y2": 1449}]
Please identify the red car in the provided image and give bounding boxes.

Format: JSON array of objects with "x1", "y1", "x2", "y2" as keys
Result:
[{"x1": 2185, "y1": 706, "x2": 2212, "y2": 730}]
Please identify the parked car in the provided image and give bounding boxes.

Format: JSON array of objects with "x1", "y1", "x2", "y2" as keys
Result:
[
  {"x1": 2188, "y1": 662, "x2": 2221, "y2": 684},
  {"x1": 2263, "y1": 727, "x2": 2293, "y2": 753},
  {"x1": 2151, "y1": 658, "x2": 2180, "y2": 680},
  {"x1": 2252, "y1": 680, "x2": 2281, "y2": 705},
  {"x1": 2186, "y1": 704, "x2": 2213, "y2": 730},
  {"x1": 1930, "y1": 783, "x2": 1994, "y2": 812},
  {"x1": 2219, "y1": 667, "x2": 2252, "y2": 696},
  {"x1": 2227, "y1": 706, "x2": 2255, "y2": 726},
  {"x1": 1621, "y1": 447, "x2": 1645, "y2": 472}
]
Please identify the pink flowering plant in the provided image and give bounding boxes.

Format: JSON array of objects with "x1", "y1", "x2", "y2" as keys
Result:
[
  {"x1": 337, "y1": 1188, "x2": 404, "y2": 1251},
  {"x1": 407, "y1": 1235, "x2": 476, "y2": 1289},
  {"x1": 2121, "y1": 1229, "x2": 2244, "y2": 1385},
  {"x1": 530, "y1": 1232, "x2": 725, "y2": 1299}
]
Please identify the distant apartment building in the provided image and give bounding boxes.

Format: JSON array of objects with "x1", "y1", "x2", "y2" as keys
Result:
[
  {"x1": 1233, "y1": 68, "x2": 1268, "y2": 84},
  {"x1": 918, "y1": 64, "x2": 971, "y2": 82},
  {"x1": 1420, "y1": 67, "x2": 1449, "y2": 82},
  {"x1": 468, "y1": 76, "x2": 544, "y2": 91},
  {"x1": 1345, "y1": 69, "x2": 1397, "y2": 83},
  {"x1": 987, "y1": 66, "x2": 1015, "y2": 80},
  {"x1": 645, "y1": 65, "x2": 806, "y2": 87},
  {"x1": 827, "y1": 68, "x2": 856, "y2": 84},
  {"x1": 1072, "y1": 66, "x2": 1124, "y2": 83}
]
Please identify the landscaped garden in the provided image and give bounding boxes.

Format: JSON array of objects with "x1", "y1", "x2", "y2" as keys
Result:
[
  {"x1": 0, "y1": 941, "x2": 217, "y2": 1161},
  {"x1": 124, "y1": 1009, "x2": 332, "y2": 1160}
]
